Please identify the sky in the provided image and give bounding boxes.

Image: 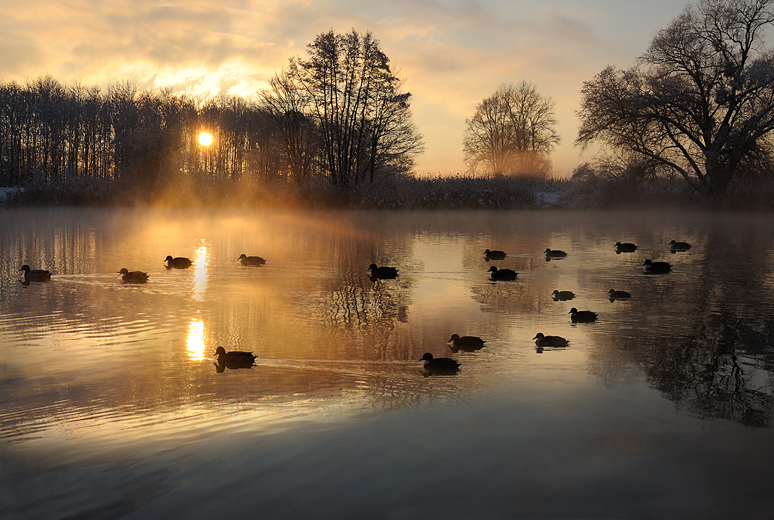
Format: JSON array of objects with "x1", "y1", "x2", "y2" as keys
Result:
[{"x1": 0, "y1": 0, "x2": 694, "y2": 177}]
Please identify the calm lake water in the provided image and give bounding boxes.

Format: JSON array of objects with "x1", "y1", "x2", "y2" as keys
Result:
[{"x1": 2, "y1": 207, "x2": 774, "y2": 519}]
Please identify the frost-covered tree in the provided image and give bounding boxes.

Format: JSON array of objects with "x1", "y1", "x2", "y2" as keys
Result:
[
  {"x1": 577, "y1": 0, "x2": 774, "y2": 202},
  {"x1": 463, "y1": 81, "x2": 559, "y2": 177}
]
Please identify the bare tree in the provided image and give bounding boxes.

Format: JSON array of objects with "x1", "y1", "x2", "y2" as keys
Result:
[
  {"x1": 463, "y1": 81, "x2": 559, "y2": 177},
  {"x1": 287, "y1": 29, "x2": 423, "y2": 186},
  {"x1": 577, "y1": 0, "x2": 774, "y2": 202}
]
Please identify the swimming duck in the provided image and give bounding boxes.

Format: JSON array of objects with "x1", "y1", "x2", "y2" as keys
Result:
[
  {"x1": 614, "y1": 242, "x2": 637, "y2": 253},
  {"x1": 238, "y1": 254, "x2": 266, "y2": 266},
  {"x1": 544, "y1": 248, "x2": 567, "y2": 258},
  {"x1": 488, "y1": 266, "x2": 517, "y2": 281},
  {"x1": 448, "y1": 334, "x2": 485, "y2": 352},
  {"x1": 164, "y1": 256, "x2": 192, "y2": 269},
  {"x1": 118, "y1": 268, "x2": 149, "y2": 284},
  {"x1": 19, "y1": 265, "x2": 51, "y2": 281},
  {"x1": 419, "y1": 352, "x2": 460, "y2": 375},
  {"x1": 669, "y1": 240, "x2": 691, "y2": 251},
  {"x1": 483, "y1": 249, "x2": 507, "y2": 260},
  {"x1": 368, "y1": 264, "x2": 398, "y2": 279},
  {"x1": 214, "y1": 346, "x2": 257, "y2": 369},
  {"x1": 532, "y1": 333, "x2": 569, "y2": 348},
  {"x1": 569, "y1": 307, "x2": 598, "y2": 323},
  {"x1": 643, "y1": 259, "x2": 671, "y2": 274},
  {"x1": 608, "y1": 289, "x2": 631, "y2": 300},
  {"x1": 552, "y1": 290, "x2": 575, "y2": 301}
]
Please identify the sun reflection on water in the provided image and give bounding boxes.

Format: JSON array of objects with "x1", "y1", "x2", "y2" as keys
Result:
[
  {"x1": 192, "y1": 243, "x2": 209, "y2": 301},
  {"x1": 186, "y1": 318, "x2": 207, "y2": 361}
]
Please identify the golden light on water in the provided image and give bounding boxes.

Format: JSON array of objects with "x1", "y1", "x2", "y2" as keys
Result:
[
  {"x1": 198, "y1": 132, "x2": 213, "y2": 146},
  {"x1": 186, "y1": 318, "x2": 207, "y2": 361},
  {"x1": 192, "y1": 243, "x2": 209, "y2": 301}
]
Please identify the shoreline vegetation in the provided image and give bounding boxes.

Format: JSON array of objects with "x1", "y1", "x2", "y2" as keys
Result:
[{"x1": 3, "y1": 169, "x2": 774, "y2": 210}]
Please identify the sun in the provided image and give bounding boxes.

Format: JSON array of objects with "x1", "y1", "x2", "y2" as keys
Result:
[{"x1": 198, "y1": 132, "x2": 213, "y2": 146}]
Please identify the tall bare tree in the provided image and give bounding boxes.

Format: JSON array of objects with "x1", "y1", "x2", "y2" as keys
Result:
[
  {"x1": 287, "y1": 29, "x2": 423, "y2": 186},
  {"x1": 463, "y1": 81, "x2": 559, "y2": 177},
  {"x1": 577, "y1": 0, "x2": 774, "y2": 202}
]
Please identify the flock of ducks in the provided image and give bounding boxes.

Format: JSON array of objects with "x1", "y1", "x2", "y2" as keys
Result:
[
  {"x1": 420, "y1": 238, "x2": 692, "y2": 373},
  {"x1": 18, "y1": 238, "x2": 691, "y2": 376}
]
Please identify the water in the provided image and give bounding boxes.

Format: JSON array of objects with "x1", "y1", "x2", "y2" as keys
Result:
[{"x1": 2, "y1": 207, "x2": 774, "y2": 519}]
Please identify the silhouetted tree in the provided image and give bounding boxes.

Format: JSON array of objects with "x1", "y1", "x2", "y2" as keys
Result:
[
  {"x1": 286, "y1": 29, "x2": 423, "y2": 186},
  {"x1": 463, "y1": 81, "x2": 559, "y2": 177},
  {"x1": 577, "y1": 0, "x2": 774, "y2": 202}
]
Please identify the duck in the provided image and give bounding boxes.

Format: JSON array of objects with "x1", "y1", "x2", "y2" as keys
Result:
[
  {"x1": 238, "y1": 254, "x2": 266, "y2": 266},
  {"x1": 643, "y1": 259, "x2": 671, "y2": 274},
  {"x1": 608, "y1": 289, "x2": 631, "y2": 300},
  {"x1": 368, "y1": 263, "x2": 398, "y2": 279},
  {"x1": 448, "y1": 334, "x2": 485, "y2": 352},
  {"x1": 483, "y1": 249, "x2": 507, "y2": 260},
  {"x1": 118, "y1": 268, "x2": 149, "y2": 284},
  {"x1": 214, "y1": 346, "x2": 257, "y2": 369},
  {"x1": 569, "y1": 307, "x2": 598, "y2": 323},
  {"x1": 419, "y1": 352, "x2": 460, "y2": 375},
  {"x1": 669, "y1": 240, "x2": 691, "y2": 251},
  {"x1": 19, "y1": 265, "x2": 51, "y2": 281},
  {"x1": 533, "y1": 333, "x2": 569, "y2": 348},
  {"x1": 552, "y1": 290, "x2": 575, "y2": 301},
  {"x1": 488, "y1": 266, "x2": 517, "y2": 281},
  {"x1": 164, "y1": 256, "x2": 192, "y2": 269},
  {"x1": 544, "y1": 248, "x2": 567, "y2": 258},
  {"x1": 614, "y1": 241, "x2": 637, "y2": 253}
]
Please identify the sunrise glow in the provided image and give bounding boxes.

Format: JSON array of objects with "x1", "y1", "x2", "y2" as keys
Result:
[{"x1": 199, "y1": 132, "x2": 213, "y2": 146}]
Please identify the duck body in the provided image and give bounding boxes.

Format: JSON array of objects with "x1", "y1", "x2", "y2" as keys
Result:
[
  {"x1": 448, "y1": 334, "x2": 485, "y2": 352},
  {"x1": 238, "y1": 254, "x2": 266, "y2": 266},
  {"x1": 608, "y1": 289, "x2": 631, "y2": 300},
  {"x1": 118, "y1": 268, "x2": 149, "y2": 284},
  {"x1": 214, "y1": 346, "x2": 257, "y2": 369},
  {"x1": 19, "y1": 265, "x2": 51, "y2": 281},
  {"x1": 544, "y1": 248, "x2": 567, "y2": 258},
  {"x1": 165, "y1": 256, "x2": 192, "y2": 269},
  {"x1": 533, "y1": 333, "x2": 569, "y2": 348},
  {"x1": 552, "y1": 290, "x2": 575, "y2": 301},
  {"x1": 643, "y1": 259, "x2": 671, "y2": 274},
  {"x1": 670, "y1": 240, "x2": 691, "y2": 251},
  {"x1": 420, "y1": 352, "x2": 460, "y2": 375},
  {"x1": 614, "y1": 242, "x2": 637, "y2": 253},
  {"x1": 368, "y1": 264, "x2": 398, "y2": 279},
  {"x1": 483, "y1": 249, "x2": 507, "y2": 260},
  {"x1": 569, "y1": 307, "x2": 598, "y2": 323},
  {"x1": 488, "y1": 266, "x2": 517, "y2": 281}
]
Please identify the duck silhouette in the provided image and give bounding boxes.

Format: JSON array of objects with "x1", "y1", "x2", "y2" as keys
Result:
[
  {"x1": 552, "y1": 290, "x2": 575, "y2": 301},
  {"x1": 488, "y1": 266, "x2": 517, "y2": 281},
  {"x1": 420, "y1": 352, "x2": 460, "y2": 375},
  {"x1": 669, "y1": 240, "x2": 691, "y2": 252},
  {"x1": 19, "y1": 265, "x2": 51, "y2": 282},
  {"x1": 214, "y1": 346, "x2": 256, "y2": 371},
  {"x1": 533, "y1": 333, "x2": 569, "y2": 348},
  {"x1": 608, "y1": 289, "x2": 631, "y2": 300},
  {"x1": 238, "y1": 254, "x2": 266, "y2": 266},
  {"x1": 164, "y1": 256, "x2": 192, "y2": 269},
  {"x1": 368, "y1": 264, "x2": 398, "y2": 279},
  {"x1": 483, "y1": 249, "x2": 507, "y2": 261},
  {"x1": 614, "y1": 242, "x2": 637, "y2": 253},
  {"x1": 643, "y1": 259, "x2": 671, "y2": 274},
  {"x1": 448, "y1": 334, "x2": 485, "y2": 352},
  {"x1": 569, "y1": 307, "x2": 598, "y2": 323},
  {"x1": 544, "y1": 248, "x2": 567, "y2": 259},
  {"x1": 118, "y1": 268, "x2": 149, "y2": 284}
]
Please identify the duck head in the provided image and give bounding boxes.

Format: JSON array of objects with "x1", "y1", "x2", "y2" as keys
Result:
[{"x1": 420, "y1": 352, "x2": 434, "y2": 361}]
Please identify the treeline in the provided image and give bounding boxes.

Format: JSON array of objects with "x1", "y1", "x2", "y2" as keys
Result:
[{"x1": 0, "y1": 30, "x2": 424, "y2": 204}]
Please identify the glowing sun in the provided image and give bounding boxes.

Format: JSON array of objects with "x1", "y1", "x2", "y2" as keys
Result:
[{"x1": 198, "y1": 132, "x2": 213, "y2": 146}]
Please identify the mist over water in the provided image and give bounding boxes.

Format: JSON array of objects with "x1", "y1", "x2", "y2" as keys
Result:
[{"x1": 2, "y1": 208, "x2": 774, "y2": 519}]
